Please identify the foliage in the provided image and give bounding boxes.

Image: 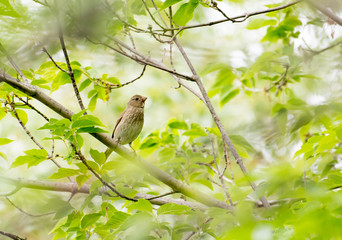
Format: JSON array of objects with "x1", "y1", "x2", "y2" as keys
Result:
[{"x1": 0, "y1": 0, "x2": 342, "y2": 239}]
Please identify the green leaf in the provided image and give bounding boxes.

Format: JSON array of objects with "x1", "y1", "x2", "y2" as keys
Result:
[
  {"x1": 173, "y1": 0, "x2": 199, "y2": 26},
  {"x1": 247, "y1": 18, "x2": 277, "y2": 30},
  {"x1": 220, "y1": 89, "x2": 240, "y2": 107},
  {"x1": 276, "y1": 108, "x2": 287, "y2": 134},
  {"x1": 229, "y1": 135, "x2": 255, "y2": 153},
  {"x1": 88, "y1": 95, "x2": 97, "y2": 112},
  {"x1": 71, "y1": 115, "x2": 105, "y2": 129},
  {"x1": 317, "y1": 134, "x2": 338, "y2": 153},
  {"x1": 116, "y1": 185, "x2": 137, "y2": 198},
  {"x1": 49, "y1": 168, "x2": 79, "y2": 179},
  {"x1": 140, "y1": 138, "x2": 159, "y2": 149},
  {"x1": 79, "y1": 78, "x2": 92, "y2": 92},
  {"x1": 161, "y1": 0, "x2": 183, "y2": 10},
  {"x1": 81, "y1": 213, "x2": 102, "y2": 228},
  {"x1": 90, "y1": 149, "x2": 106, "y2": 165},
  {"x1": 105, "y1": 211, "x2": 130, "y2": 229},
  {"x1": 0, "y1": 107, "x2": 6, "y2": 120},
  {"x1": 0, "y1": 0, "x2": 20, "y2": 17},
  {"x1": 168, "y1": 119, "x2": 188, "y2": 130},
  {"x1": 52, "y1": 71, "x2": 70, "y2": 91},
  {"x1": 290, "y1": 112, "x2": 313, "y2": 132},
  {"x1": 194, "y1": 179, "x2": 213, "y2": 190},
  {"x1": 107, "y1": 77, "x2": 121, "y2": 85},
  {"x1": 183, "y1": 128, "x2": 206, "y2": 137},
  {"x1": 71, "y1": 110, "x2": 87, "y2": 121},
  {"x1": 0, "y1": 151, "x2": 7, "y2": 160},
  {"x1": 214, "y1": 68, "x2": 235, "y2": 88},
  {"x1": 12, "y1": 149, "x2": 48, "y2": 168},
  {"x1": 157, "y1": 203, "x2": 192, "y2": 215},
  {"x1": 127, "y1": 199, "x2": 153, "y2": 213},
  {"x1": 11, "y1": 109, "x2": 28, "y2": 125},
  {"x1": 76, "y1": 127, "x2": 107, "y2": 133},
  {"x1": 0, "y1": 138, "x2": 13, "y2": 145}
]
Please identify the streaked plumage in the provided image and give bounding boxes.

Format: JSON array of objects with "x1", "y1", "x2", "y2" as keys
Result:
[{"x1": 105, "y1": 94, "x2": 147, "y2": 158}]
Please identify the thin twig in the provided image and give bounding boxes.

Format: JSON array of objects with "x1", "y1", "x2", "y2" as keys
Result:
[
  {"x1": 307, "y1": 0, "x2": 342, "y2": 26},
  {"x1": 71, "y1": 143, "x2": 137, "y2": 202},
  {"x1": 146, "y1": 191, "x2": 178, "y2": 200},
  {"x1": 265, "y1": 65, "x2": 289, "y2": 92},
  {"x1": 10, "y1": 103, "x2": 63, "y2": 168},
  {"x1": 6, "y1": 197, "x2": 54, "y2": 217},
  {"x1": 16, "y1": 96, "x2": 49, "y2": 121},
  {"x1": 195, "y1": 162, "x2": 234, "y2": 184},
  {"x1": 209, "y1": 0, "x2": 233, "y2": 22},
  {"x1": 10, "y1": 103, "x2": 45, "y2": 150},
  {"x1": 304, "y1": 39, "x2": 342, "y2": 55},
  {"x1": 96, "y1": 65, "x2": 147, "y2": 89},
  {"x1": 0, "y1": 42, "x2": 28, "y2": 83},
  {"x1": 154, "y1": 0, "x2": 302, "y2": 37},
  {"x1": 206, "y1": 129, "x2": 233, "y2": 205},
  {"x1": 222, "y1": 141, "x2": 233, "y2": 179},
  {"x1": 87, "y1": 36, "x2": 195, "y2": 82},
  {"x1": 142, "y1": 0, "x2": 165, "y2": 29},
  {"x1": 0, "y1": 186, "x2": 21, "y2": 197},
  {"x1": 42, "y1": 47, "x2": 68, "y2": 74},
  {"x1": 173, "y1": 38, "x2": 270, "y2": 208},
  {"x1": 0, "y1": 230, "x2": 26, "y2": 240},
  {"x1": 53, "y1": 1, "x2": 86, "y2": 111}
]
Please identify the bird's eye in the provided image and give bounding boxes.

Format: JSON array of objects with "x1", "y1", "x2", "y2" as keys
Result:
[{"x1": 135, "y1": 98, "x2": 139, "y2": 101}]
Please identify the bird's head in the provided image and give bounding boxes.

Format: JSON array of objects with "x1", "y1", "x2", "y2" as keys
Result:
[{"x1": 127, "y1": 94, "x2": 147, "y2": 108}]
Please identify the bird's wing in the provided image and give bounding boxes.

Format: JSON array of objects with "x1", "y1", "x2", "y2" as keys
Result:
[{"x1": 112, "y1": 109, "x2": 125, "y2": 138}]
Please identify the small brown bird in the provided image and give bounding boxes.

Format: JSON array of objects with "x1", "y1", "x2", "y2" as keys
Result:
[{"x1": 105, "y1": 94, "x2": 147, "y2": 158}]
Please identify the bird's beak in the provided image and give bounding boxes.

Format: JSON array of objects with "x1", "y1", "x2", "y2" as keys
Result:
[{"x1": 142, "y1": 96, "x2": 147, "y2": 102}]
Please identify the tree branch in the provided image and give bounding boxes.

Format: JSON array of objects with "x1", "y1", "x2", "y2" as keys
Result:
[
  {"x1": 42, "y1": 47, "x2": 68, "y2": 74},
  {"x1": 307, "y1": 0, "x2": 342, "y2": 26},
  {"x1": 86, "y1": 36, "x2": 196, "y2": 82},
  {"x1": 96, "y1": 65, "x2": 147, "y2": 89},
  {"x1": 70, "y1": 142, "x2": 137, "y2": 202},
  {"x1": 154, "y1": 0, "x2": 302, "y2": 37},
  {"x1": 6, "y1": 197, "x2": 54, "y2": 217},
  {"x1": 173, "y1": 38, "x2": 270, "y2": 208},
  {"x1": 0, "y1": 231, "x2": 26, "y2": 240},
  {"x1": 0, "y1": 42, "x2": 28, "y2": 84},
  {"x1": 0, "y1": 175, "x2": 206, "y2": 209}
]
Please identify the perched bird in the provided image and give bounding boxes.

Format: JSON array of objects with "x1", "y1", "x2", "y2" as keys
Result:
[{"x1": 105, "y1": 94, "x2": 147, "y2": 158}]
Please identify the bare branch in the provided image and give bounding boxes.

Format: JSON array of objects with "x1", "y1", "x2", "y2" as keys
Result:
[
  {"x1": 303, "y1": 39, "x2": 342, "y2": 55},
  {"x1": 307, "y1": 0, "x2": 342, "y2": 26},
  {"x1": 142, "y1": 0, "x2": 166, "y2": 29},
  {"x1": 0, "y1": 186, "x2": 21, "y2": 197},
  {"x1": 96, "y1": 65, "x2": 147, "y2": 89},
  {"x1": 146, "y1": 191, "x2": 178, "y2": 200},
  {"x1": 154, "y1": 0, "x2": 302, "y2": 37},
  {"x1": 0, "y1": 175, "x2": 206, "y2": 209},
  {"x1": 173, "y1": 38, "x2": 270, "y2": 208},
  {"x1": 8, "y1": 100, "x2": 63, "y2": 169},
  {"x1": 206, "y1": 129, "x2": 234, "y2": 205},
  {"x1": 0, "y1": 42, "x2": 28, "y2": 83},
  {"x1": 87, "y1": 36, "x2": 196, "y2": 81},
  {"x1": 9, "y1": 103, "x2": 45, "y2": 150},
  {"x1": 0, "y1": 231, "x2": 26, "y2": 240},
  {"x1": 70, "y1": 143, "x2": 136, "y2": 202},
  {"x1": 16, "y1": 96, "x2": 49, "y2": 122},
  {"x1": 6, "y1": 197, "x2": 54, "y2": 217},
  {"x1": 42, "y1": 47, "x2": 68, "y2": 74}
]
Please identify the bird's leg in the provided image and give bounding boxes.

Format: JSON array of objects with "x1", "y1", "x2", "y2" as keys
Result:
[
  {"x1": 129, "y1": 142, "x2": 136, "y2": 153},
  {"x1": 115, "y1": 138, "x2": 120, "y2": 147}
]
